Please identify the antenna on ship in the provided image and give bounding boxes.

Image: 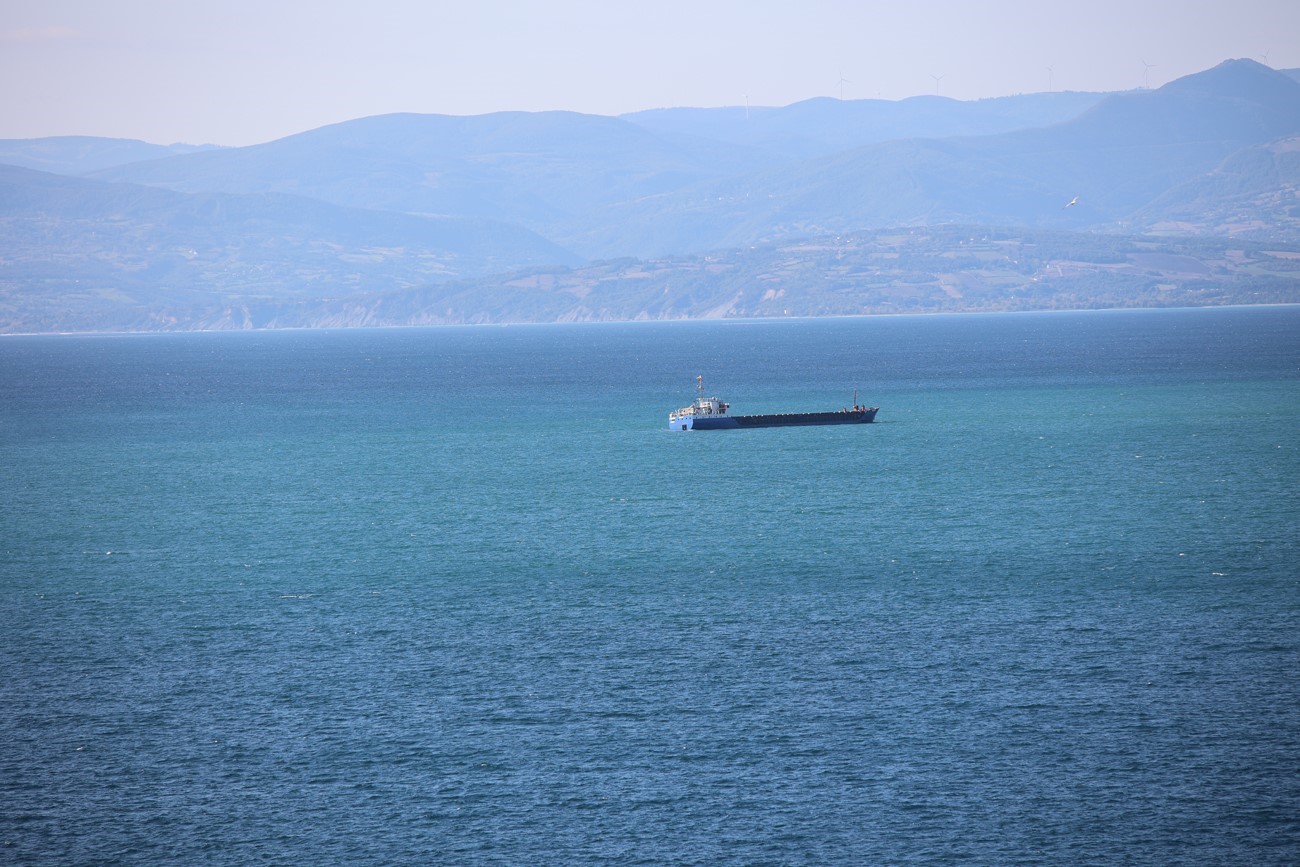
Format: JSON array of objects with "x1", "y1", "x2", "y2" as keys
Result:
[{"x1": 697, "y1": 375, "x2": 704, "y2": 401}]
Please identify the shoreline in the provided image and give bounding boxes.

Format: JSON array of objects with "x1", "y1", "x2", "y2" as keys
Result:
[{"x1": 4, "y1": 302, "x2": 1299, "y2": 339}]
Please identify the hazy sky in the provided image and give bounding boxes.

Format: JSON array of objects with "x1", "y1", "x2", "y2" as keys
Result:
[{"x1": 2, "y1": 0, "x2": 1297, "y2": 146}]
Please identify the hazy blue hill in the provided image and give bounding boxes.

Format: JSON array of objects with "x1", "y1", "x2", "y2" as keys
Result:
[
  {"x1": 0, "y1": 136, "x2": 222, "y2": 175},
  {"x1": 622, "y1": 91, "x2": 1108, "y2": 160},
  {"x1": 0, "y1": 165, "x2": 580, "y2": 332},
  {"x1": 0, "y1": 164, "x2": 577, "y2": 260},
  {"x1": 1169, "y1": 59, "x2": 1300, "y2": 108},
  {"x1": 1132, "y1": 135, "x2": 1300, "y2": 239},
  {"x1": 1058, "y1": 59, "x2": 1300, "y2": 150},
  {"x1": 5, "y1": 58, "x2": 1299, "y2": 332},
  {"x1": 570, "y1": 59, "x2": 1300, "y2": 257},
  {"x1": 565, "y1": 137, "x2": 1057, "y2": 258},
  {"x1": 91, "y1": 111, "x2": 773, "y2": 229},
  {"x1": 82, "y1": 63, "x2": 1297, "y2": 262},
  {"x1": 235, "y1": 225, "x2": 1300, "y2": 328},
  {"x1": 966, "y1": 59, "x2": 1300, "y2": 216},
  {"x1": 82, "y1": 92, "x2": 1111, "y2": 254}
]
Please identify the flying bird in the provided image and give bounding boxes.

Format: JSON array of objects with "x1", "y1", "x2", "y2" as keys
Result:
[{"x1": 1063, "y1": 195, "x2": 1079, "y2": 209}]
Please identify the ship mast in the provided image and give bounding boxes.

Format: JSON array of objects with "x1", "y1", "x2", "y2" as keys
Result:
[{"x1": 697, "y1": 375, "x2": 704, "y2": 403}]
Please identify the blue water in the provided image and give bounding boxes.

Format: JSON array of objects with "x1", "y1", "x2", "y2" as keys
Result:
[{"x1": 2, "y1": 308, "x2": 1298, "y2": 864}]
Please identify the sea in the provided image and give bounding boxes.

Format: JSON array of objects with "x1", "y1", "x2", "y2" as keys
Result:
[{"x1": 2, "y1": 307, "x2": 1298, "y2": 865}]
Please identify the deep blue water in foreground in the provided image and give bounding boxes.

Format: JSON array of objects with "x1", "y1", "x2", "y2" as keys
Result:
[{"x1": 2, "y1": 308, "x2": 1298, "y2": 864}]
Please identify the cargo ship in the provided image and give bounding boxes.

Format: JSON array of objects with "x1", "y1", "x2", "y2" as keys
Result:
[{"x1": 669, "y1": 377, "x2": 878, "y2": 430}]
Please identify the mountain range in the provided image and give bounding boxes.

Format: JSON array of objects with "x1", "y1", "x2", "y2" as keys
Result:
[{"x1": 2, "y1": 58, "x2": 1298, "y2": 332}]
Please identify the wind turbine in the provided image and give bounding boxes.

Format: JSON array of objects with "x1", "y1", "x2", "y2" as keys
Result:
[
  {"x1": 1261, "y1": 48, "x2": 1271, "y2": 67},
  {"x1": 837, "y1": 70, "x2": 850, "y2": 100},
  {"x1": 930, "y1": 72, "x2": 945, "y2": 95},
  {"x1": 1047, "y1": 64, "x2": 1054, "y2": 93},
  {"x1": 1141, "y1": 59, "x2": 1156, "y2": 89}
]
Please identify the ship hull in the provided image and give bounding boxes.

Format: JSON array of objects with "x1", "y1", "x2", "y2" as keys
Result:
[{"x1": 677, "y1": 407, "x2": 878, "y2": 430}]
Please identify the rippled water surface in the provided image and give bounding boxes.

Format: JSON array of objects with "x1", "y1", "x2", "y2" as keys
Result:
[{"x1": 2, "y1": 308, "x2": 1298, "y2": 863}]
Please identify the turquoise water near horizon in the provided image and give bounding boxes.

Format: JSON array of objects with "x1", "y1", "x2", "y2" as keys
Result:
[{"x1": 2, "y1": 308, "x2": 1298, "y2": 863}]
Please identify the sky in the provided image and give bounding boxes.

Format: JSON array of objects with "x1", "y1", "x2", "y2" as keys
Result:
[{"x1": 2, "y1": 0, "x2": 1298, "y2": 147}]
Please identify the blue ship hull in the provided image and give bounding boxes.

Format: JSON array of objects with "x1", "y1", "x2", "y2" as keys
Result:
[
  {"x1": 669, "y1": 377, "x2": 878, "y2": 430},
  {"x1": 675, "y1": 407, "x2": 878, "y2": 431}
]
